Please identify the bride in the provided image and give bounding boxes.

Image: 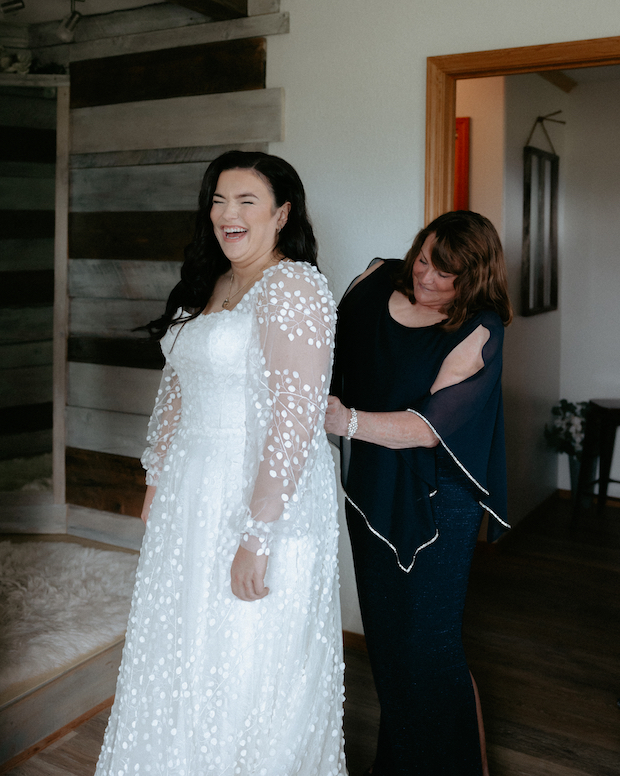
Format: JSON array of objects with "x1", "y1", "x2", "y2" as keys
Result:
[{"x1": 94, "y1": 151, "x2": 346, "y2": 776}]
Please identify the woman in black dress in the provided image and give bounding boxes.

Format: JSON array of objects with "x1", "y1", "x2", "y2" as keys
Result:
[{"x1": 326, "y1": 211, "x2": 512, "y2": 775}]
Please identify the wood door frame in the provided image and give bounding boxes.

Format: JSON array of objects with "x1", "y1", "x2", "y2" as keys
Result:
[{"x1": 425, "y1": 35, "x2": 620, "y2": 223}]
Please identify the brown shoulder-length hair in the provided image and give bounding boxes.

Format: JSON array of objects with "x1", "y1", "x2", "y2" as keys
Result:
[{"x1": 394, "y1": 210, "x2": 513, "y2": 329}]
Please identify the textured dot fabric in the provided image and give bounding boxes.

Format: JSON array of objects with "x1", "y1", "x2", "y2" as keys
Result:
[{"x1": 95, "y1": 262, "x2": 345, "y2": 776}]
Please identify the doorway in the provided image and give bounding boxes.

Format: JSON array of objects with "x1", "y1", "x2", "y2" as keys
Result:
[{"x1": 424, "y1": 34, "x2": 620, "y2": 223}]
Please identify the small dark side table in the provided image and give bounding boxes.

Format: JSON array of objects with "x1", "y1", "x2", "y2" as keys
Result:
[{"x1": 574, "y1": 399, "x2": 620, "y2": 515}]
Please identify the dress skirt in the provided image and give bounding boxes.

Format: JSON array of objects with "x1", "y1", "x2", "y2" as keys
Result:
[{"x1": 346, "y1": 446, "x2": 485, "y2": 775}]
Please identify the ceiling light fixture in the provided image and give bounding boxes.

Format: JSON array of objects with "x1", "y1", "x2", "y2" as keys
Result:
[
  {"x1": 57, "y1": 0, "x2": 86, "y2": 43},
  {"x1": 0, "y1": 1, "x2": 25, "y2": 13}
]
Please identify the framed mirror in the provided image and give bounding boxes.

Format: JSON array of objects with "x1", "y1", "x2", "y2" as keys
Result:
[{"x1": 521, "y1": 145, "x2": 559, "y2": 316}]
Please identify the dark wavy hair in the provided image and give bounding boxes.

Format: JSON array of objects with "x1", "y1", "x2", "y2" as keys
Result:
[
  {"x1": 144, "y1": 150, "x2": 318, "y2": 339},
  {"x1": 394, "y1": 210, "x2": 513, "y2": 329}
]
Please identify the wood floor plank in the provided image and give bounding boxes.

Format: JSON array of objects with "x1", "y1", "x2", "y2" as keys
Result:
[{"x1": 488, "y1": 745, "x2": 595, "y2": 776}]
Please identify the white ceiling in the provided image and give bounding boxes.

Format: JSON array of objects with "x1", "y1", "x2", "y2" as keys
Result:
[{"x1": 0, "y1": 0, "x2": 167, "y2": 25}]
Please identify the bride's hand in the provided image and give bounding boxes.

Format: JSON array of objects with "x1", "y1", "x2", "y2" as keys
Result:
[
  {"x1": 140, "y1": 484, "x2": 157, "y2": 525},
  {"x1": 231, "y1": 546, "x2": 269, "y2": 601}
]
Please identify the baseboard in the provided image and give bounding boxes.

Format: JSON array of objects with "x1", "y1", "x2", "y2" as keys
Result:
[
  {"x1": 67, "y1": 504, "x2": 145, "y2": 550},
  {"x1": 0, "y1": 492, "x2": 67, "y2": 534},
  {"x1": 557, "y1": 488, "x2": 620, "y2": 507},
  {"x1": 343, "y1": 629, "x2": 367, "y2": 653}
]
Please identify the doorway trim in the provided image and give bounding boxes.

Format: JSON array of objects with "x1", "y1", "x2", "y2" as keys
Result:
[{"x1": 425, "y1": 35, "x2": 620, "y2": 223}]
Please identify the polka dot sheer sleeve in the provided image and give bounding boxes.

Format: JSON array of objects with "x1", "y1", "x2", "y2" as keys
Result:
[
  {"x1": 141, "y1": 362, "x2": 182, "y2": 487},
  {"x1": 240, "y1": 263, "x2": 336, "y2": 555}
]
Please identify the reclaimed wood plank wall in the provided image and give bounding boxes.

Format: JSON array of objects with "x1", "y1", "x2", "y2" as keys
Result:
[
  {"x1": 0, "y1": 86, "x2": 56, "y2": 460},
  {"x1": 64, "y1": 8, "x2": 286, "y2": 527}
]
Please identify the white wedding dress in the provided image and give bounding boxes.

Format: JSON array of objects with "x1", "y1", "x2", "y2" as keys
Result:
[{"x1": 95, "y1": 262, "x2": 345, "y2": 776}]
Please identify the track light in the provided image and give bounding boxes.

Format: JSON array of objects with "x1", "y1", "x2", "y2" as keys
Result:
[
  {"x1": 57, "y1": 10, "x2": 81, "y2": 42},
  {"x1": 1, "y1": 1, "x2": 25, "y2": 13},
  {"x1": 56, "y1": 0, "x2": 85, "y2": 43}
]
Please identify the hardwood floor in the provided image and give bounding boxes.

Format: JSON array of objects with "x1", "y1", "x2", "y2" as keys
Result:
[
  {"x1": 465, "y1": 495, "x2": 620, "y2": 776},
  {"x1": 5, "y1": 495, "x2": 619, "y2": 775}
]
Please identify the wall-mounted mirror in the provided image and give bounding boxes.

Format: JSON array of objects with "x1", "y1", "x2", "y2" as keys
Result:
[{"x1": 521, "y1": 144, "x2": 559, "y2": 316}]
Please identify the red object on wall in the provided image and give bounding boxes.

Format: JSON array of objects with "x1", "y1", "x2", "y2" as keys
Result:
[{"x1": 454, "y1": 117, "x2": 470, "y2": 211}]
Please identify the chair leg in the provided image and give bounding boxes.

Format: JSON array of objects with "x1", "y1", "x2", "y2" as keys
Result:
[
  {"x1": 574, "y1": 412, "x2": 599, "y2": 516},
  {"x1": 596, "y1": 424, "x2": 618, "y2": 514}
]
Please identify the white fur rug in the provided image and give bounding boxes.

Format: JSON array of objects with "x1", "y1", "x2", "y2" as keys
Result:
[{"x1": 0, "y1": 541, "x2": 138, "y2": 696}]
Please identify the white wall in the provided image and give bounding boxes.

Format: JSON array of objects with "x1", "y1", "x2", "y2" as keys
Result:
[
  {"x1": 559, "y1": 77, "x2": 620, "y2": 497},
  {"x1": 456, "y1": 76, "x2": 505, "y2": 234},
  {"x1": 502, "y1": 74, "x2": 569, "y2": 522},
  {"x1": 265, "y1": 0, "x2": 620, "y2": 633}
]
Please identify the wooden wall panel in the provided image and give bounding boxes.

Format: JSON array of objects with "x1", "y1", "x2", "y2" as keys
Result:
[
  {"x1": 30, "y1": 4, "x2": 215, "y2": 50},
  {"x1": 71, "y1": 88, "x2": 283, "y2": 154},
  {"x1": 68, "y1": 362, "x2": 161, "y2": 416},
  {"x1": 34, "y1": 13, "x2": 289, "y2": 67},
  {"x1": 0, "y1": 93, "x2": 57, "y2": 130},
  {"x1": 0, "y1": 211, "x2": 55, "y2": 239},
  {"x1": 70, "y1": 163, "x2": 205, "y2": 212},
  {"x1": 174, "y1": 0, "x2": 245, "y2": 21},
  {"x1": 0, "y1": 491, "x2": 66, "y2": 532},
  {"x1": 0, "y1": 87, "x2": 57, "y2": 467},
  {"x1": 69, "y1": 299, "x2": 164, "y2": 338},
  {"x1": 247, "y1": 0, "x2": 280, "y2": 15},
  {"x1": 70, "y1": 38, "x2": 266, "y2": 109},
  {"x1": 69, "y1": 260, "x2": 179, "y2": 300},
  {"x1": 0, "y1": 270, "x2": 54, "y2": 306},
  {"x1": 0, "y1": 341, "x2": 53, "y2": 369},
  {"x1": 0, "y1": 177, "x2": 55, "y2": 211},
  {"x1": 61, "y1": 13, "x2": 287, "y2": 544},
  {"x1": 0, "y1": 403, "x2": 53, "y2": 434},
  {"x1": 0, "y1": 366, "x2": 53, "y2": 408},
  {"x1": 0, "y1": 428, "x2": 53, "y2": 460},
  {"x1": 0, "y1": 161, "x2": 56, "y2": 179},
  {"x1": 53, "y1": 83, "x2": 70, "y2": 506},
  {"x1": 68, "y1": 336, "x2": 164, "y2": 371},
  {"x1": 0, "y1": 239, "x2": 54, "y2": 271},
  {"x1": 67, "y1": 406, "x2": 147, "y2": 458},
  {"x1": 0, "y1": 127, "x2": 56, "y2": 163},
  {"x1": 0, "y1": 307, "x2": 53, "y2": 345},
  {"x1": 70, "y1": 141, "x2": 268, "y2": 170},
  {"x1": 69, "y1": 211, "x2": 194, "y2": 261},
  {"x1": 68, "y1": 504, "x2": 145, "y2": 548},
  {"x1": 66, "y1": 448, "x2": 146, "y2": 517}
]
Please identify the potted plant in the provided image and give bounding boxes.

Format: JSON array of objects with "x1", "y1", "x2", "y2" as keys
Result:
[{"x1": 544, "y1": 399, "x2": 589, "y2": 496}]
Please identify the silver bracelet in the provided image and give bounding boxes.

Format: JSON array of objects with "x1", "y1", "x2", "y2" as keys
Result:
[{"x1": 346, "y1": 407, "x2": 358, "y2": 440}]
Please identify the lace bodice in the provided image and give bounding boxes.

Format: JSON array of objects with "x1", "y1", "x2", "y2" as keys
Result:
[{"x1": 141, "y1": 261, "x2": 337, "y2": 553}]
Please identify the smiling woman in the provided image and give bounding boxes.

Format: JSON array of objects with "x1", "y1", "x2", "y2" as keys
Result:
[
  {"x1": 205, "y1": 168, "x2": 291, "y2": 312},
  {"x1": 93, "y1": 150, "x2": 346, "y2": 776},
  {"x1": 327, "y1": 210, "x2": 513, "y2": 776}
]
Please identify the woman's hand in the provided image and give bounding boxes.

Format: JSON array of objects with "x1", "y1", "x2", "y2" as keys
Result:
[
  {"x1": 326, "y1": 396, "x2": 438, "y2": 449},
  {"x1": 325, "y1": 395, "x2": 351, "y2": 436},
  {"x1": 141, "y1": 484, "x2": 157, "y2": 525},
  {"x1": 231, "y1": 546, "x2": 269, "y2": 601}
]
